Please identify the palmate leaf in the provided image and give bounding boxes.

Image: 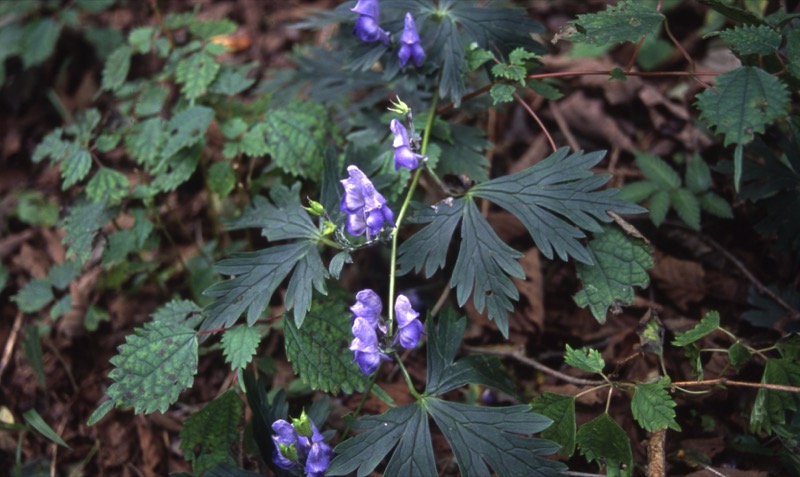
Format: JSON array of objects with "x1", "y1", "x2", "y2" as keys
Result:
[
  {"x1": 224, "y1": 183, "x2": 318, "y2": 241},
  {"x1": 672, "y1": 310, "x2": 720, "y2": 346},
  {"x1": 695, "y1": 66, "x2": 790, "y2": 146},
  {"x1": 719, "y1": 24, "x2": 781, "y2": 56},
  {"x1": 573, "y1": 224, "x2": 654, "y2": 323},
  {"x1": 576, "y1": 413, "x2": 633, "y2": 477},
  {"x1": 179, "y1": 390, "x2": 242, "y2": 475},
  {"x1": 201, "y1": 240, "x2": 328, "y2": 331},
  {"x1": 397, "y1": 199, "x2": 463, "y2": 278},
  {"x1": 221, "y1": 325, "x2": 261, "y2": 371},
  {"x1": 472, "y1": 147, "x2": 646, "y2": 264},
  {"x1": 750, "y1": 358, "x2": 800, "y2": 434},
  {"x1": 530, "y1": 392, "x2": 577, "y2": 457},
  {"x1": 631, "y1": 379, "x2": 680, "y2": 432},
  {"x1": 88, "y1": 320, "x2": 198, "y2": 425},
  {"x1": 434, "y1": 123, "x2": 491, "y2": 183},
  {"x1": 568, "y1": 0, "x2": 664, "y2": 45},
  {"x1": 283, "y1": 293, "x2": 373, "y2": 394},
  {"x1": 262, "y1": 99, "x2": 334, "y2": 179}
]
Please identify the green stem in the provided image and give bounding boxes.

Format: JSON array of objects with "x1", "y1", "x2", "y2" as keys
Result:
[
  {"x1": 387, "y1": 92, "x2": 440, "y2": 335},
  {"x1": 394, "y1": 353, "x2": 421, "y2": 399},
  {"x1": 341, "y1": 373, "x2": 378, "y2": 440}
]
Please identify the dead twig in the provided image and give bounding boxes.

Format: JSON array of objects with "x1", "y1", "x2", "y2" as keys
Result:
[
  {"x1": 0, "y1": 311, "x2": 24, "y2": 384},
  {"x1": 463, "y1": 345, "x2": 605, "y2": 386},
  {"x1": 673, "y1": 378, "x2": 800, "y2": 393}
]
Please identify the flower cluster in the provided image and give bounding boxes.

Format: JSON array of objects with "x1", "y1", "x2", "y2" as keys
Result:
[
  {"x1": 349, "y1": 290, "x2": 423, "y2": 374},
  {"x1": 351, "y1": 0, "x2": 424, "y2": 68},
  {"x1": 390, "y1": 118, "x2": 419, "y2": 170},
  {"x1": 340, "y1": 165, "x2": 394, "y2": 238},
  {"x1": 272, "y1": 412, "x2": 332, "y2": 477}
]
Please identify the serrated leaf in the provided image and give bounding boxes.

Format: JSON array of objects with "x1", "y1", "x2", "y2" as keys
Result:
[
  {"x1": 262, "y1": 100, "x2": 333, "y2": 179},
  {"x1": 176, "y1": 51, "x2": 220, "y2": 101},
  {"x1": 787, "y1": 29, "x2": 800, "y2": 80},
  {"x1": 574, "y1": 224, "x2": 654, "y2": 323},
  {"x1": 684, "y1": 343, "x2": 704, "y2": 380},
  {"x1": 530, "y1": 393, "x2": 577, "y2": 457},
  {"x1": 15, "y1": 191, "x2": 59, "y2": 227},
  {"x1": 576, "y1": 413, "x2": 633, "y2": 477},
  {"x1": 86, "y1": 167, "x2": 129, "y2": 203},
  {"x1": 189, "y1": 18, "x2": 237, "y2": 40},
  {"x1": 397, "y1": 199, "x2": 463, "y2": 278},
  {"x1": 149, "y1": 145, "x2": 200, "y2": 193},
  {"x1": 672, "y1": 310, "x2": 720, "y2": 346},
  {"x1": 32, "y1": 128, "x2": 68, "y2": 164},
  {"x1": 472, "y1": 147, "x2": 646, "y2": 264},
  {"x1": 426, "y1": 309, "x2": 519, "y2": 397},
  {"x1": 208, "y1": 63, "x2": 257, "y2": 96},
  {"x1": 564, "y1": 345, "x2": 605, "y2": 374},
  {"x1": 631, "y1": 381, "x2": 680, "y2": 432},
  {"x1": 451, "y1": 200, "x2": 524, "y2": 337},
  {"x1": 221, "y1": 326, "x2": 260, "y2": 371},
  {"x1": 750, "y1": 358, "x2": 800, "y2": 434},
  {"x1": 467, "y1": 48, "x2": 494, "y2": 70},
  {"x1": 102, "y1": 45, "x2": 132, "y2": 92},
  {"x1": 162, "y1": 106, "x2": 214, "y2": 159},
  {"x1": 435, "y1": 123, "x2": 491, "y2": 183},
  {"x1": 90, "y1": 320, "x2": 198, "y2": 422},
  {"x1": 23, "y1": 409, "x2": 69, "y2": 448},
  {"x1": 648, "y1": 189, "x2": 670, "y2": 227},
  {"x1": 61, "y1": 148, "x2": 92, "y2": 189},
  {"x1": 225, "y1": 183, "x2": 319, "y2": 242},
  {"x1": 728, "y1": 341, "x2": 752, "y2": 368},
  {"x1": 21, "y1": 18, "x2": 61, "y2": 68},
  {"x1": 152, "y1": 299, "x2": 203, "y2": 324},
  {"x1": 427, "y1": 398, "x2": 564, "y2": 477},
  {"x1": 509, "y1": 47, "x2": 537, "y2": 65},
  {"x1": 699, "y1": 192, "x2": 734, "y2": 219},
  {"x1": 207, "y1": 162, "x2": 236, "y2": 197},
  {"x1": 568, "y1": 1, "x2": 664, "y2": 45},
  {"x1": 696, "y1": 66, "x2": 789, "y2": 146},
  {"x1": 128, "y1": 26, "x2": 154, "y2": 53},
  {"x1": 490, "y1": 84, "x2": 515, "y2": 104},
  {"x1": 202, "y1": 241, "x2": 328, "y2": 331},
  {"x1": 327, "y1": 403, "x2": 435, "y2": 477},
  {"x1": 685, "y1": 156, "x2": 712, "y2": 193},
  {"x1": 491, "y1": 63, "x2": 527, "y2": 84},
  {"x1": 13, "y1": 279, "x2": 54, "y2": 313},
  {"x1": 61, "y1": 199, "x2": 114, "y2": 265},
  {"x1": 635, "y1": 151, "x2": 681, "y2": 189},
  {"x1": 135, "y1": 85, "x2": 168, "y2": 117},
  {"x1": 671, "y1": 188, "x2": 701, "y2": 230},
  {"x1": 47, "y1": 261, "x2": 79, "y2": 290},
  {"x1": 180, "y1": 390, "x2": 242, "y2": 474},
  {"x1": 125, "y1": 117, "x2": 165, "y2": 167},
  {"x1": 719, "y1": 24, "x2": 781, "y2": 56}
]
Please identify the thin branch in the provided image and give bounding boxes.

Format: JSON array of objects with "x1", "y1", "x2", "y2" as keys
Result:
[
  {"x1": 513, "y1": 92, "x2": 556, "y2": 152},
  {"x1": 0, "y1": 311, "x2": 24, "y2": 384},
  {"x1": 464, "y1": 345, "x2": 605, "y2": 386},
  {"x1": 672, "y1": 378, "x2": 800, "y2": 393}
]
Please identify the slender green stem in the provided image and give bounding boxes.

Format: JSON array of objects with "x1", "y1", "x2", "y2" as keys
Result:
[
  {"x1": 394, "y1": 353, "x2": 421, "y2": 399},
  {"x1": 574, "y1": 383, "x2": 611, "y2": 400},
  {"x1": 341, "y1": 373, "x2": 378, "y2": 440},
  {"x1": 387, "y1": 92, "x2": 440, "y2": 335}
]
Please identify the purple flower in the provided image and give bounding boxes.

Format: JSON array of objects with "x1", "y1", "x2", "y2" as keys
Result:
[
  {"x1": 390, "y1": 119, "x2": 419, "y2": 170},
  {"x1": 350, "y1": 316, "x2": 389, "y2": 374},
  {"x1": 352, "y1": 0, "x2": 389, "y2": 46},
  {"x1": 351, "y1": 289, "x2": 383, "y2": 329},
  {"x1": 340, "y1": 165, "x2": 394, "y2": 238},
  {"x1": 398, "y1": 13, "x2": 425, "y2": 68},
  {"x1": 271, "y1": 416, "x2": 332, "y2": 477},
  {"x1": 394, "y1": 295, "x2": 423, "y2": 349}
]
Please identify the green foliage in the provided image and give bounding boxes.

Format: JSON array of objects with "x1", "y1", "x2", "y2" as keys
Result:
[
  {"x1": 207, "y1": 162, "x2": 236, "y2": 197},
  {"x1": 631, "y1": 380, "x2": 680, "y2": 431},
  {"x1": 564, "y1": 345, "x2": 605, "y2": 374},
  {"x1": 22, "y1": 410, "x2": 69, "y2": 449},
  {"x1": 180, "y1": 390, "x2": 243, "y2": 474},
  {"x1": 221, "y1": 326, "x2": 261, "y2": 371},
  {"x1": 567, "y1": 1, "x2": 665, "y2": 45},
  {"x1": 13, "y1": 279, "x2": 54, "y2": 313},
  {"x1": 672, "y1": 310, "x2": 721, "y2": 346},
  {"x1": 176, "y1": 51, "x2": 221, "y2": 101},
  {"x1": 574, "y1": 224, "x2": 654, "y2": 323},
  {"x1": 750, "y1": 358, "x2": 800, "y2": 434},
  {"x1": 102, "y1": 45, "x2": 132, "y2": 92},
  {"x1": 61, "y1": 199, "x2": 115, "y2": 265},
  {"x1": 576, "y1": 413, "x2": 633, "y2": 477},
  {"x1": 21, "y1": 18, "x2": 62, "y2": 68},
  {"x1": 15, "y1": 191, "x2": 59, "y2": 227},
  {"x1": 718, "y1": 24, "x2": 782, "y2": 56},
  {"x1": 86, "y1": 167, "x2": 130, "y2": 203},
  {"x1": 262, "y1": 100, "x2": 335, "y2": 180},
  {"x1": 88, "y1": 321, "x2": 198, "y2": 424},
  {"x1": 530, "y1": 393, "x2": 577, "y2": 456}
]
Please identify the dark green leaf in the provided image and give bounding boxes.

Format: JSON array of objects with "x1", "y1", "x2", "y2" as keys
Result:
[
  {"x1": 568, "y1": 1, "x2": 664, "y2": 45},
  {"x1": 22, "y1": 325, "x2": 46, "y2": 389},
  {"x1": 152, "y1": 299, "x2": 203, "y2": 325},
  {"x1": 61, "y1": 199, "x2": 114, "y2": 265},
  {"x1": 750, "y1": 358, "x2": 800, "y2": 433},
  {"x1": 125, "y1": 117, "x2": 165, "y2": 167},
  {"x1": 176, "y1": 51, "x2": 220, "y2": 101},
  {"x1": 225, "y1": 183, "x2": 318, "y2": 241},
  {"x1": 574, "y1": 224, "x2": 654, "y2": 323},
  {"x1": 631, "y1": 380, "x2": 680, "y2": 431},
  {"x1": 149, "y1": 144, "x2": 200, "y2": 193},
  {"x1": 576, "y1": 413, "x2": 633, "y2": 477},
  {"x1": 243, "y1": 377, "x2": 289, "y2": 475},
  {"x1": 671, "y1": 188, "x2": 701, "y2": 230},
  {"x1": 648, "y1": 189, "x2": 670, "y2": 227},
  {"x1": 86, "y1": 167, "x2": 129, "y2": 203},
  {"x1": 135, "y1": 85, "x2": 169, "y2": 116},
  {"x1": 635, "y1": 151, "x2": 681, "y2": 190},
  {"x1": 161, "y1": 106, "x2": 214, "y2": 159},
  {"x1": 397, "y1": 199, "x2": 463, "y2": 278},
  {"x1": 564, "y1": 345, "x2": 605, "y2": 374},
  {"x1": 728, "y1": 341, "x2": 752, "y2": 368},
  {"x1": 209, "y1": 64, "x2": 257, "y2": 96},
  {"x1": 221, "y1": 326, "x2": 261, "y2": 371},
  {"x1": 207, "y1": 162, "x2": 236, "y2": 197},
  {"x1": 263, "y1": 100, "x2": 334, "y2": 179},
  {"x1": 490, "y1": 84, "x2": 516, "y2": 104},
  {"x1": 777, "y1": 333, "x2": 800, "y2": 360},
  {"x1": 180, "y1": 390, "x2": 242, "y2": 474},
  {"x1": 50, "y1": 294, "x2": 72, "y2": 320},
  {"x1": 434, "y1": 123, "x2": 491, "y2": 183},
  {"x1": 427, "y1": 398, "x2": 564, "y2": 477},
  {"x1": 472, "y1": 147, "x2": 646, "y2": 264},
  {"x1": 697, "y1": 0, "x2": 763, "y2": 24},
  {"x1": 719, "y1": 24, "x2": 781, "y2": 56},
  {"x1": 530, "y1": 392, "x2": 577, "y2": 457},
  {"x1": 685, "y1": 155, "x2": 712, "y2": 193},
  {"x1": 696, "y1": 66, "x2": 789, "y2": 146},
  {"x1": 699, "y1": 192, "x2": 734, "y2": 219},
  {"x1": 21, "y1": 18, "x2": 61, "y2": 68},
  {"x1": 672, "y1": 310, "x2": 720, "y2": 346},
  {"x1": 13, "y1": 279, "x2": 54, "y2": 313},
  {"x1": 61, "y1": 148, "x2": 92, "y2": 189},
  {"x1": 684, "y1": 343, "x2": 704, "y2": 380},
  {"x1": 101, "y1": 45, "x2": 132, "y2": 92},
  {"x1": 47, "y1": 261, "x2": 79, "y2": 290},
  {"x1": 23, "y1": 409, "x2": 69, "y2": 448},
  {"x1": 89, "y1": 320, "x2": 198, "y2": 423}
]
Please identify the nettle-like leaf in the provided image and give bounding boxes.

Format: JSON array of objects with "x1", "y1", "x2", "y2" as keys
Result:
[
  {"x1": 126, "y1": 117, "x2": 165, "y2": 167},
  {"x1": 101, "y1": 45, "x2": 132, "y2": 92},
  {"x1": 161, "y1": 106, "x2": 215, "y2": 159},
  {"x1": 635, "y1": 152, "x2": 681, "y2": 190},
  {"x1": 530, "y1": 392, "x2": 577, "y2": 457},
  {"x1": 261, "y1": 99, "x2": 335, "y2": 179},
  {"x1": 670, "y1": 188, "x2": 701, "y2": 231},
  {"x1": 86, "y1": 167, "x2": 130, "y2": 203},
  {"x1": 21, "y1": 18, "x2": 62, "y2": 68},
  {"x1": 631, "y1": 379, "x2": 680, "y2": 432},
  {"x1": 564, "y1": 345, "x2": 605, "y2": 374},
  {"x1": 576, "y1": 413, "x2": 633, "y2": 477},
  {"x1": 672, "y1": 310, "x2": 720, "y2": 347},
  {"x1": 472, "y1": 147, "x2": 645, "y2": 264},
  {"x1": 283, "y1": 292, "x2": 372, "y2": 394},
  {"x1": 13, "y1": 278, "x2": 54, "y2": 313},
  {"x1": 718, "y1": 24, "x2": 781, "y2": 56},
  {"x1": 61, "y1": 199, "x2": 115, "y2": 265},
  {"x1": 728, "y1": 341, "x2": 752, "y2": 368},
  {"x1": 574, "y1": 224, "x2": 654, "y2": 323},
  {"x1": 567, "y1": 0, "x2": 664, "y2": 45},
  {"x1": 88, "y1": 320, "x2": 198, "y2": 425},
  {"x1": 750, "y1": 358, "x2": 800, "y2": 434},
  {"x1": 221, "y1": 325, "x2": 261, "y2": 371},
  {"x1": 179, "y1": 390, "x2": 243, "y2": 475},
  {"x1": 176, "y1": 51, "x2": 220, "y2": 101},
  {"x1": 696, "y1": 66, "x2": 790, "y2": 147},
  {"x1": 152, "y1": 299, "x2": 203, "y2": 325}
]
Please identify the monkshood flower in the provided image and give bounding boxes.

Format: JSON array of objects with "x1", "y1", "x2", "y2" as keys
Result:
[
  {"x1": 398, "y1": 13, "x2": 425, "y2": 68},
  {"x1": 350, "y1": 316, "x2": 389, "y2": 374},
  {"x1": 394, "y1": 294, "x2": 423, "y2": 349},
  {"x1": 351, "y1": 288, "x2": 384, "y2": 330},
  {"x1": 390, "y1": 119, "x2": 419, "y2": 170},
  {"x1": 352, "y1": 0, "x2": 389, "y2": 46},
  {"x1": 272, "y1": 412, "x2": 332, "y2": 477},
  {"x1": 340, "y1": 165, "x2": 394, "y2": 238}
]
